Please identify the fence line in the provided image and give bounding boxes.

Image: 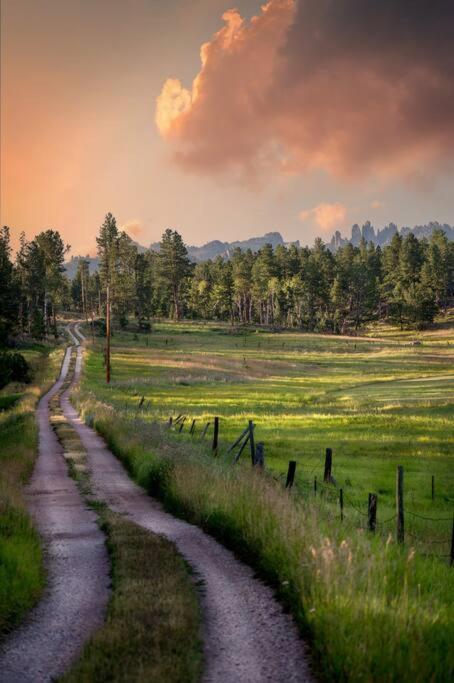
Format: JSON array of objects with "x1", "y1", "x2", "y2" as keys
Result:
[{"x1": 159, "y1": 410, "x2": 453, "y2": 563}]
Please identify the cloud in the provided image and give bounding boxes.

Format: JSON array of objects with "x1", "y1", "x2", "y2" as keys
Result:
[
  {"x1": 299, "y1": 202, "x2": 347, "y2": 233},
  {"x1": 121, "y1": 220, "x2": 143, "y2": 239},
  {"x1": 155, "y1": 0, "x2": 454, "y2": 182}
]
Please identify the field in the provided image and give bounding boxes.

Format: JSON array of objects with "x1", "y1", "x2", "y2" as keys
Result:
[
  {"x1": 74, "y1": 316, "x2": 454, "y2": 681},
  {"x1": 82, "y1": 318, "x2": 454, "y2": 557},
  {"x1": 0, "y1": 343, "x2": 63, "y2": 636}
]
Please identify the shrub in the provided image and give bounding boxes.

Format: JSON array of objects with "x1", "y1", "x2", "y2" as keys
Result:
[{"x1": 0, "y1": 352, "x2": 31, "y2": 389}]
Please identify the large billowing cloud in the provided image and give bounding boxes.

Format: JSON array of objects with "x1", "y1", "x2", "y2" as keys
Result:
[{"x1": 155, "y1": 0, "x2": 454, "y2": 182}]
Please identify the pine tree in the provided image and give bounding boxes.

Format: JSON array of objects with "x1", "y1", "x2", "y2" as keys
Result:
[
  {"x1": 158, "y1": 229, "x2": 191, "y2": 320},
  {"x1": 0, "y1": 227, "x2": 19, "y2": 345}
]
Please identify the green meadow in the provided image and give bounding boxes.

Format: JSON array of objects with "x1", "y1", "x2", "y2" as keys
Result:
[
  {"x1": 75, "y1": 316, "x2": 453, "y2": 681},
  {"x1": 82, "y1": 318, "x2": 454, "y2": 556}
]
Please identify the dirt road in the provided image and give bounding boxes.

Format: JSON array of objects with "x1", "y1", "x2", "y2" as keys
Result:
[
  {"x1": 0, "y1": 345, "x2": 110, "y2": 683},
  {"x1": 61, "y1": 325, "x2": 313, "y2": 683}
]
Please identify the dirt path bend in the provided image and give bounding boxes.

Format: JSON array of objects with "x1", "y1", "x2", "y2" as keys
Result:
[
  {"x1": 0, "y1": 346, "x2": 110, "y2": 683},
  {"x1": 63, "y1": 326, "x2": 313, "y2": 683}
]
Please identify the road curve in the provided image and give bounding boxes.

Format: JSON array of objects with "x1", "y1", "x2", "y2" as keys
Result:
[
  {"x1": 0, "y1": 345, "x2": 110, "y2": 683},
  {"x1": 63, "y1": 324, "x2": 313, "y2": 683}
]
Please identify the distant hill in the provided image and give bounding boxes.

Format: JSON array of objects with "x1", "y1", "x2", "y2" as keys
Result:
[
  {"x1": 64, "y1": 255, "x2": 100, "y2": 279},
  {"x1": 150, "y1": 231, "x2": 293, "y2": 262},
  {"x1": 65, "y1": 232, "x2": 295, "y2": 277},
  {"x1": 327, "y1": 221, "x2": 454, "y2": 251}
]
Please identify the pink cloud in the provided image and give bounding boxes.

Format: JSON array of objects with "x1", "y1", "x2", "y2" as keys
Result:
[
  {"x1": 299, "y1": 202, "x2": 347, "y2": 233},
  {"x1": 121, "y1": 220, "x2": 143, "y2": 238},
  {"x1": 155, "y1": 0, "x2": 454, "y2": 182}
]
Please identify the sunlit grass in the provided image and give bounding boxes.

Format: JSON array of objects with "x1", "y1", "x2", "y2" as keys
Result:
[
  {"x1": 76, "y1": 316, "x2": 454, "y2": 681},
  {"x1": 82, "y1": 319, "x2": 453, "y2": 543}
]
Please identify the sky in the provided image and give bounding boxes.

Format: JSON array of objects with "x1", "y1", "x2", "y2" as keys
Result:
[{"x1": 1, "y1": 0, "x2": 453, "y2": 256}]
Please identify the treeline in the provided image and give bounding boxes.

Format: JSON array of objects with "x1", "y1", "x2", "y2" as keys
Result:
[
  {"x1": 0, "y1": 226, "x2": 68, "y2": 343},
  {"x1": 1, "y1": 215, "x2": 453, "y2": 344}
]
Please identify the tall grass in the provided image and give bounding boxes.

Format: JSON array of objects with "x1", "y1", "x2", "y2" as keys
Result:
[
  {"x1": 75, "y1": 390, "x2": 454, "y2": 682},
  {"x1": 0, "y1": 345, "x2": 63, "y2": 637}
]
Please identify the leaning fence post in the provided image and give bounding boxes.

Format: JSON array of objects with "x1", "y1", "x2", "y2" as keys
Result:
[
  {"x1": 431, "y1": 475, "x2": 435, "y2": 501},
  {"x1": 168, "y1": 416, "x2": 173, "y2": 429},
  {"x1": 314, "y1": 476, "x2": 317, "y2": 496},
  {"x1": 212, "y1": 417, "x2": 219, "y2": 454},
  {"x1": 285, "y1": 461, "x2": 296, "y2": 489},
  {"x1": 339, "y1": 488, "x2": 344, "y2": 521},
  {"x1": 178, "y1": 417, "x2": 186, "y2": 433},
  {"x1": 324, "y1": 448, "x2": 333, "y2": 483},
  {"x1": 189, "y1": 419, "x2": 196, "y2": 435},
  {"x1": 248, "y1": 420, "x2": 255, "y2": 466},
  {"x1": 201, "y1": 422, "x2": 211, "y2": 440},
  {"x1": 396, "y1": 466, "x2": 404, "y2": 544},
  {"x1": 368, "y1": 493, "x2": 377, "y2": 532}
]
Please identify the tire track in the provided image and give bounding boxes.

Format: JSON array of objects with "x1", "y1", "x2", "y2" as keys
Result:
[
  {"x1": 0, "y1": 344, "x2": 110, "y2": 683},
  {"x1": 63, "y1": 324, "x2": 313, "y2": 683}
]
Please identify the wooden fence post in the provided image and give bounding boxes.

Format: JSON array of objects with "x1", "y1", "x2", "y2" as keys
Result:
[
  {"x1": 450, "y1": 515, "x2": 454, "y2": 567},
  {"x1": 285, "y1": 461, "x2": 297, "y2": 489},
  {"x1": 190, "y1": 419, "x2": 196, "y2": 435},
  {"x1": 168, "y1": 416, "x2": 173, "y2": 429},
  {"x1": 178, "y1": 417, "x2": 186, "y2": 433},
  {"x1": 212, "y1": 417, "x2": 219, "y2": 454},
  {"x1": 248, "y1": 419, "x2": 255, "y2": 466},
  {"x1": 431, "y1": 475, "x2": 435, "y2": 501},
  {"x1": 368, "y1": 493, "x2": 377, "y2": 532},
  {"x1": 339, "y1": 488, "x2": 344, "y2": 521},
  {"x1": 254, "y1": 443, "x2": 265, "y2": 469},
  {"x1": 324, "y1": 448, "x2": 333, "y2": 483},
  {"x1": 314, "y1": 476, "x2": 317, "y2": 495},
  {"x1": 396, "y1": 466, "x2": 404, "y2": 544},
  {"x1": 201, "y1": 422, "x2": 211, "y2": 440}
]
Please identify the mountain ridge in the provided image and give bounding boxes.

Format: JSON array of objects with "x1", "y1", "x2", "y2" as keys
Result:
[{"x1": 64, "y1": 222, "x2": 453, "y2": 278}]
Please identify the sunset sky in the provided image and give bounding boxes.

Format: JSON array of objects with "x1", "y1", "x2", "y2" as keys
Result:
[{"x1": 1, "y1": 0, "x2": 453, "y2": 256}]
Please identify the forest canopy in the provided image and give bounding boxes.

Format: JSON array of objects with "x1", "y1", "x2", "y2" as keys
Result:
[{"x1": 1, "y1": 217, "x2": 453, "y2": 345}]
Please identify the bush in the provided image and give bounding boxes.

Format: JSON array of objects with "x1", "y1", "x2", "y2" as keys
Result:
[
  {"x1": 118, "y1": 314, "x2": 128, "y2": 330},
  {"x1": 94, "y1": 319, "x2": 107, "y2": 337},
  {"x1": 0, "y1": 352, "x2": 31, "y2": 389},
  {"x1": 138, "y1": 320, "x2": 152, "y2": 332}
]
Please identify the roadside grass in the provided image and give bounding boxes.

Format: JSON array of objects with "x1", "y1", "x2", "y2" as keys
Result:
[
  {"x1": 74, "y1": 316, "x2": 454, "y2": 680},
  {"x1": 51, "y1": 353, "x2": 203, "y2": 682},
  {"x1": 72, "y1": 395, "x2": 454, "y2": 683},
  {"x1": 0, "y1": 343, "x2": 63, "y2": 637}
]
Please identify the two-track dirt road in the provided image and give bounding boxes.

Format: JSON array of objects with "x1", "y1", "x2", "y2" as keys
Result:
[
  {"x1": 0, "y1": 323, "x2": 313, "y2": 682},
  {"x1": 0, "y1": 345, "x2": 109, "y2": 683}
]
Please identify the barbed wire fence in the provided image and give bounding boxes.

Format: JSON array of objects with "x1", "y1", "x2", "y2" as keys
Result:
[{"x1": 155, "y1": 407, "x2": 453, "y2": 565}]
